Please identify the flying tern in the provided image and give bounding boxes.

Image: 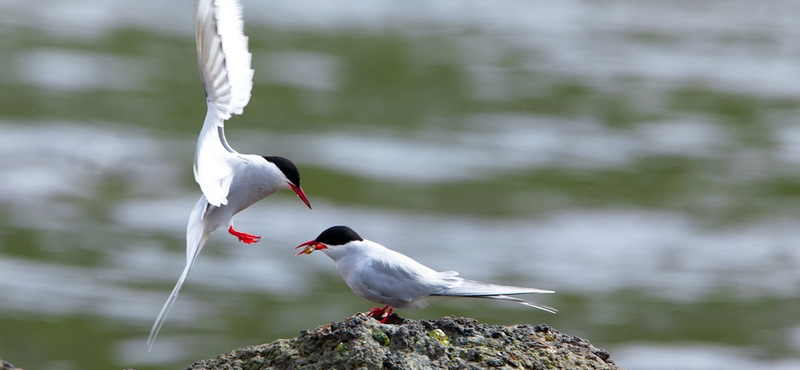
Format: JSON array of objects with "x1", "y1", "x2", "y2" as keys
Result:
[
  {"x1": 147, "y1": 0, "x2": 311, "y2": 348},
  {"x1": 296, "y1": 226, "x2": 556, "y2": 323}
]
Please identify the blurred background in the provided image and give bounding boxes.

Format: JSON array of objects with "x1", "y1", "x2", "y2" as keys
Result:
[{"x1": 2, "y1": 0, "x2": 800, "y2": 369}]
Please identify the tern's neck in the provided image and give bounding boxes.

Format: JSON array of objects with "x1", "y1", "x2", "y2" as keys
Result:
[{"x1": 321, "y1": 240, "x2": 373, "y2": 262}]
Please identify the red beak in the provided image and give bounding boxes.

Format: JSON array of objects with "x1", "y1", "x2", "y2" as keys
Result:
[
  {"x1": 295, "y1": 239, "x2": 327, "y2": 256},
  {"x1": 289, "y1": 183, "x2": 312, "y2": 210}
]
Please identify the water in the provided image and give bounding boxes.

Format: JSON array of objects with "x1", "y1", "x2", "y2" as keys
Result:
[{"x1": 2, "y1": 0, "x2": 800, "y2": 369}]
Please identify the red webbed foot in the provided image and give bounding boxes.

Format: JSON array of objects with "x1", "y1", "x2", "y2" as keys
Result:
[
  {"x1": 379, "y1": 308, "x2": 394, "y2": 324},
  {"x1": 228, "y1": 226, "x2": 262, "y2": 244},
  {"x1": 366, "y1": 305, "x2": 393, "y2": 323},
  {"x1": 366, "y1": 305, "x2": 388, "y2": 318}
]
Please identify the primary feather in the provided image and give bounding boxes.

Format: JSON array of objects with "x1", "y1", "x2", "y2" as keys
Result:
[
  {"x1": 196, "y1": 0, "x2": 252, "y2": 117},
  {"x1": 194, "y1": 0, "x2": 254, "y2": 207}
]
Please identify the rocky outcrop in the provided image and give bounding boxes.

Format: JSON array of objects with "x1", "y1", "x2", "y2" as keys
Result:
[{"x1": 190, "y1": 314, "x2": 621, "y2": 370}]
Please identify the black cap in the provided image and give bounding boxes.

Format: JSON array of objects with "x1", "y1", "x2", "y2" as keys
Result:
[
  {"x1": 316, "y1": 226, "x2": 363, "y2": 246},
  {"x1": 263, "y1": 156, "x2": 301, "y2": 188}
]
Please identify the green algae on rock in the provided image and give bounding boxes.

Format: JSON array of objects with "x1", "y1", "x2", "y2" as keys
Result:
[
  {"x1": 427, "y1": 328, "x2": 450, "y2": 347},
  {"x1": 190, "y1": 314, "x2": 621, "y2": 370}
]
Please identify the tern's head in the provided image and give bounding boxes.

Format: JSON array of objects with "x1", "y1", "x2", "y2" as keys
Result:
[
  {"x1": 295, "y1": 226, "x2": 363, "y2": 257},
  {"x1": 263, "y1": 156, "x2": 311, "y2": 209}
]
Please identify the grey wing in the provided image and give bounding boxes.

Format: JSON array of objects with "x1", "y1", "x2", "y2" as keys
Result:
[{"x1": 353, "y1": 258, "x2": 456, "y2": 304}]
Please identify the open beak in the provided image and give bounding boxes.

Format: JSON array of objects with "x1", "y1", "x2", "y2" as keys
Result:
[
  {"x1": 295, "y1": 239, "x2": 327, "y2": 256},
  {"x1": 289, "y1": 183, "x2": 312, "y2": 210}
]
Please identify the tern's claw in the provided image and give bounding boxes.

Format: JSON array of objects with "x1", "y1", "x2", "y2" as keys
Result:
[
  {"x1": 366, "y1": 305, "x2": 393, "y2": 323},
  {"x1": 228, "y1": 226, "x2": 261, "y2": 244}
]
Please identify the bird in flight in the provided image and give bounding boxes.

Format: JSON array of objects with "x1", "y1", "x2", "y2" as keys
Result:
[{"x1": 147, "y1": 0, "x2": 311, "y2": 349}]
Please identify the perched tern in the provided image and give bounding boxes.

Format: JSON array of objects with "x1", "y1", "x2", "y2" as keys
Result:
[
  {"x1": 147, "y1": 0, "x2": 311, "y2": 348},
  {"x1": 296, "y1": 226, "x2": 557, "y2": 323}
]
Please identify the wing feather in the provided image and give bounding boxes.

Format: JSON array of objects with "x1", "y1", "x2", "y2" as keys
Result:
[
  {"x1": 353, "y1": 252, "x2": 451, "y2": 304},
  {"x1": 195, "y1": 0, "x2": 253, "y2": 117},
  {"x1": 193, "y1": 0, "x2": 254, "y2": 206}
]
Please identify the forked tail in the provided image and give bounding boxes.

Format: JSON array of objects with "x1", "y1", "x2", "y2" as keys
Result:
[
  {"x1": 436, "y1": 279, "x2": 557, "y2": 314},
  {"x1": 146, "y1": 261, "x2": 192, "y2": 350},
  {"x1": 482, "y1": 295, "x2": 558, "y2": 314},
  {"x1": 147, "y1": 196, "x2": 210, "y2": 350}
]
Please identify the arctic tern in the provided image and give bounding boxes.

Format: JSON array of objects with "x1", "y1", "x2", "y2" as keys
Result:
[
  {"x1": 147, "y1": 0, "x2": 311, "y2": 349},
  {"x1": 296, "y1": 226, "x2": 556, "y2": 323}
]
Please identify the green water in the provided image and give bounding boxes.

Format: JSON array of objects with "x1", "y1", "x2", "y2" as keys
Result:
[{"x1": 2, "y1": 1, "x2": 800, "y2": 369}]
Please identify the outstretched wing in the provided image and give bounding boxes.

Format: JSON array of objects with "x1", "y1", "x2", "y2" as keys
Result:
[
  {"x1": 196, "y1": 0, "x2": 253, "y2": 117},
  {"x1": 194, "y1": 0, "x2": 254, "y2": 207}
]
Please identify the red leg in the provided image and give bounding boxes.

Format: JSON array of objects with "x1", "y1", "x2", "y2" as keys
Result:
[
  {"x1": 367, "y1": 305, "x2": 389, "y2": 320},
  {"x1": 228, "y1": 226, "x2": 261, "y2": 244},
  {"x1": 379, "y1": 307, "x2": 393, "y2": 324}
]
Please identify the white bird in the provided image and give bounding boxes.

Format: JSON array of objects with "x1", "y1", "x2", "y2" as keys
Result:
[
  {"x1": 296, "y1": 226, "x2": 556, "y2": 323},
  {"x1": 147, "y1": 0, "x2": 311, "y2": 349}
]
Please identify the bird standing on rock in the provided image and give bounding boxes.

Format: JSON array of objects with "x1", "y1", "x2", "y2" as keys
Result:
[
  {"x1": 296, "y1": 226, "x2": 556, "y2": 323},
  {"x1": 147, "y1": 0, "x2": 311, "y2": 349}
]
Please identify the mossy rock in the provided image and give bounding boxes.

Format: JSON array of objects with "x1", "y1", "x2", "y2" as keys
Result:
[{"x1": 190, "y1": 314, "x2": 621, "y2": 370}]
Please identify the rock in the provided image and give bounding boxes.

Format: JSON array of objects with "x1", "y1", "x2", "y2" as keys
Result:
[{"x1": 190, "y1": 314, "x2": 622, "y2": 370}]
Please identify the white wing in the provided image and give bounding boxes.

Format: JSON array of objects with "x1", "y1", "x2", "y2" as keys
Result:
[
  {"x1": 147, "y1": 196, "x2": 211, "y2": 350},
  {"x1": 194, "y1": 0, "x2": 254, "y2": 207}
]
